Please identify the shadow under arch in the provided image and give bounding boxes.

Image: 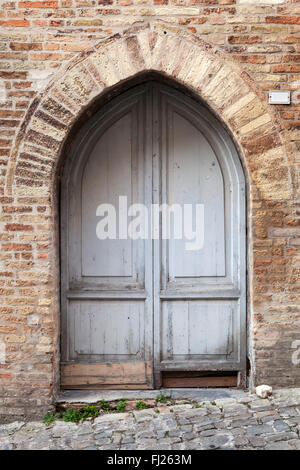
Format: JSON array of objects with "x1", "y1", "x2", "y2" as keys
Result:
[{"x1": 56, "y1": 70, "x2": 250, "y2": 186}]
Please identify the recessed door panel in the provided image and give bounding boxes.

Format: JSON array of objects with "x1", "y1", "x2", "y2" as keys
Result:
[
  {"x1": 161, "y1": 300, "x2": 238, "y2": 361},
  {"x1": 168, "y1": 111, "x2": 225, "y2": 278},
  {"x1": 70, "y1": 300, "x2": 145, "y2": 360},
  {"x1": 82, "y1": 113, "x2": 133, "y2": 278}
]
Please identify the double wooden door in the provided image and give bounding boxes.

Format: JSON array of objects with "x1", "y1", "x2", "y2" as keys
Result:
[{"x1": 61, "y1": 82, "x2": 246, "y2": 389}]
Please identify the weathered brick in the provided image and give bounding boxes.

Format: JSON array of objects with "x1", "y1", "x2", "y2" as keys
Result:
[
  {"x1": 19, "y1": 1, "x2": 58, "y2": 7},
  {"x1": 5, "y1": 224, "x2": 34, "y2": 231},
  {"x1": 10, "y1": 42, "x2": 42, "y2": 51},
  {"x1": 0, "y1": 20, "x2": 30, "y2": 27},
  {"x1": 266, "y1": 16, "x2": 300, "y2": 25}
]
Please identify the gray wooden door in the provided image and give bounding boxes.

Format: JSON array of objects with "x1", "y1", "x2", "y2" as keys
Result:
[
  {"x1": 61, "y1": 82, "x2": 246, "y2": 389},
  {"x1": 153, "y1": 85, "x2": 246, "y2": 386}
]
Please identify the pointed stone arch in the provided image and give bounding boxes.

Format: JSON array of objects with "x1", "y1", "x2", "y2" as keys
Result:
[{"x1": 6, "y1": 26, "x2": 292, "y2": 201}]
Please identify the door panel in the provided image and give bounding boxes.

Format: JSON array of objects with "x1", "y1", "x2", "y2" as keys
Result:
[
  {"x1": 61, "y1": 82, "x2": 246, "y2": 389},
  {"x1": 168, "y1": 111, "x2": 225, "y2": 278},
  {"x1": 70, "y1": 300, "x2": 145, "y2": 360},
  {"x1": 69, "y1": 97, "x2": 147, "y2": 290},
  {"x1": 82, "y1": 113, "x2": 133, "y2": 278},
  {"x1": 161, "y1": 300, "x2": 239, "y2": 362}
]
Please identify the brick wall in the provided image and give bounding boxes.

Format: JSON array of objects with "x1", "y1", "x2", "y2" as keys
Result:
[{"x1": 0, "y1": 0, "x2": 299, "y2": 421}]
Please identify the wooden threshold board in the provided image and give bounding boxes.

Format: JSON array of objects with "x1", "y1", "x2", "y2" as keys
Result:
[
  {"x1": 162, "y1": 372, "x2": 237, "y2": 388},
  {"x1": 61, "y1": 361, "x2": 152, "y2": 390}
]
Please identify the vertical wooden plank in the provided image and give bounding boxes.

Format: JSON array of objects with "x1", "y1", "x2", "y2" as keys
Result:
[
  {"x1": 142, "y1": 83, "x2": 154, "y2": 381},
  {"x1": 152, "y1": 83, "x2": 162, "y2": 388},
  {"x1": 162, "y1": 301, "x2": 189, "y2": 359}
]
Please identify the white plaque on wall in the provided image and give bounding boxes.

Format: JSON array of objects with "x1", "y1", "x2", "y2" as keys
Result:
[{"x1": 269, "y1": 91, "x2": 291, "y2": 105}]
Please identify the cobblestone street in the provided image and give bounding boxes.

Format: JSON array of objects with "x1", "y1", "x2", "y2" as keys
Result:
[{"x1": 1, "y1": 388, "x2": 300, "y2": 450}]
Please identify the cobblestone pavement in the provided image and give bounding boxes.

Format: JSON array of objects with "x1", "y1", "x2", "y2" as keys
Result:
[{"x1": 1, "y1": 389, "x2": 300, "y2": 450}]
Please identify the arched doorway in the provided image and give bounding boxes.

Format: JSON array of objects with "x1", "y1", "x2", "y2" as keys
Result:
[{"x1": 60, "y1": 80, "x2": 246, "y2": 389}]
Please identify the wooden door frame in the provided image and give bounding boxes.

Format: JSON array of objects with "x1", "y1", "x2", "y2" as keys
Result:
[{"x1": 59, "y1": 78, "x2": 247, "y2": 390}]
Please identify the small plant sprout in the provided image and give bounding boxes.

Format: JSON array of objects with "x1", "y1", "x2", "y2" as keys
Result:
[
  {"x1": 115, "y1": 399, "x2": 127, "y2": 412},
  {"x1": 61, "y1": 409, "x2": 82, "y2": 423},
  {"x1": 155, "y1": 392, "x2": 170, "y2": 404},
  {"x1": 98, "y1": 399, "x2": 110, "y2": 412},
  {"x1": 80, "y1": 405, "x2": 99, "y2": 419},
  {"x1": 136, "y1": 401, "x2": 149, "y2": 410},
  {"x1": 43, "y1": 411, "x2": 56, "y2": 424}
]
